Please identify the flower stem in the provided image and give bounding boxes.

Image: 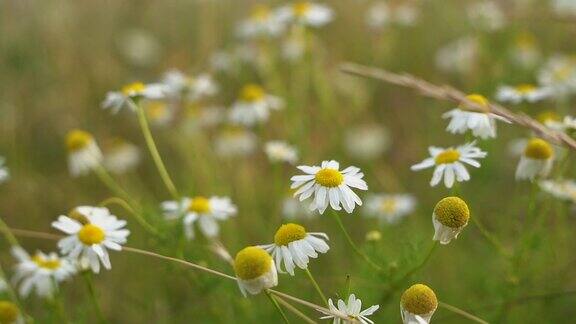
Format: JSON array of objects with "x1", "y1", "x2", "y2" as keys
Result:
[
  {"x1": 82, "y1": 271, "x2": 107, "y2": 324},
  {"x1": 98, "y1": 197, "x2": 160, "y2": 237},
  {"x1": 304, "y1": 268, "x2": 327, "y2": 305},
  {"x1": 265, "y1": 290, "x2": 291, "y2": 324},
  {"x1": 273, "y1": 296, "x2": 317, "y2": 324},
  {"x1": 471, "y1": 217, "x2": 510, "y2": 258},
  {"x1": 438, "y1": 301, "x2": 489, "y2": 324}
]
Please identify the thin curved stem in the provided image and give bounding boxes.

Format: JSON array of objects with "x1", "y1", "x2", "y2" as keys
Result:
[
  {"x1": 274, "y1": 296, "x2": 317, "y2": 324},
  {"x1": 439, "y1": 301, "x2": 489, "y2": 324},
  {"x1": 471, "y1": 217, "x2": 510, "y2": 258},
  {"x1": 304, "y1": 268, "x2": 328, "y2": 305},
  {"x1": 82, "y1": 272, "x2": 107, "y2": 324},
  {"x1": 98, "y1": 197, "x2": 160, "y2": 237},
  {"x1": 265, "y1": 290, "x2": 291, "y2": 324}
]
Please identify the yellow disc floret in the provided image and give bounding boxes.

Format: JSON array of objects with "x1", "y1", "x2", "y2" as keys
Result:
[
  {"x1": 401, "y1": 284, "x2": 438, "y2": 315},
  {"x1": 0, "y1": 301, "x2": 19, "y2": 324},
  {"x1": 293, "y1": 2, "x2": 311, "y2": 16},
  {"x1": 524, "y1": 138, "x2": 553, "y2": 160},
  {"x1": 274, "y1": 223, "x2": 307, "y2": 246},
  {"x1": 65, "y1": 129, "x2": 93, "y2": 152},
  {"x1": 32, "y1": 254, "x2": 61, "y2": 270},
  {"x1": 461, "y1": 94, "x2": 489, "y2": 112},
  {"x1": 234, "y1": 246, "x2": 272, "y2": 280},
  {"x1": 188, "y1": 196, "x2": 211, "y2": 214},
  {"x1": 315, "y1": 168, "x2": 344, "y2": 187},
  {"x1": 515, "y1": 84, "x2": 536, "y2": 94},
  {"x1": 434, "y1": 149, "x2": 460, "y2": 165},
  {"x1": 434, "y1": 197, "x2": 470, "y2": 228},
  {"x1": 240, "y1": 84, "x2": 265, "y2": 102},
  {"x1": 78, "y1": 224, "x2": 105, "y2": 245},
  {"x1": 121, "y1": 82, "x2": 146, "y2": 96},
  {"x1": 537, "y1": 111, "x2": 560, "y2": 124},
  {"x1": 380, "y1": 198, "x2": 398, "y2": 214}
]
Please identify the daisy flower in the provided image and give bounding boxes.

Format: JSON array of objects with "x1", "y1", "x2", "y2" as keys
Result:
[
  {"x1": 181, "y1": 103, "x2": 225, "y2": 134},
  {"x1": 264, "y1": 141, "x2": 299, "y2": 164},
  {"x1": 214, "y1": 127, "x2": 258, "y2": 157},
  {"x1": 116, "y1": 29, "x2": 162, "y2": 68},
  {"x1": 233, "y1": 246, "x2": 278, "y2": 296},
  {"x1": 102, "y1": 137, "x2": 141, "y2": 174},
  {"x1": 411, "y1": 142, "x2": 487, "y2": 188},
  {"x1": 161, "y1": 69, "x2": 218, "y2": 102},
  {"x1": 318, "y1": 294, "x2": 380, "y2": 324},
  {"x1": 443, "y1": 94, "x2": 509, "y2": 139},
  {"x1": 536, "y1": 110, "x2": 565, "y2": 131},
  {"x1": 65, "y1": 129, "x2": 103, "y2": 177},
  {"x1": 0, "y1": 301, "x2": 23, "y2": 324},
  {"x1": 467, "y1": 1, "x2": 505, "y2": 32},
  {"x1": 237, "y1": 5, "x2": 285, "y2": 39},
  {"x1": 229, "y1": 84, "x2": 283, "y2": 126},
  {"x1": 291, "y1": 160, "x2": 368, "y2": 214},
  {"x1": 260, "y1": 223, "x2": 329, "y2": 275},
  {"x1": 11, "y1": 246, "x2": 75, "y2": 298},
  {"x1": 496, "y1": 84, "x2": 550, "y2": 104},
  {"x1": 101, "y1": 81, "x2": 165, "y2": 114},
  {"x1": 539, "y1": 179, "x2": 576, "y2": 202},
  {"x1": 510, "y1": 32, "x2": 540, "y2": 69},
  {"x1": 52, "y1": 206, "x2": 130, "y2": 273},
  {"x1": 537, "y1": 55, "x2": 576, "y2": 98},
  {"x1": 161, "y1": 196, "x2": 237, "y2": 239},
  {"x1": 344, "y1": 125, "x2": 390, "y2": 161},
  {"x1": 432, "y1": 197, "x2": 470, "y2": 245},
  {"x1": 366, "y1": 1, "x2": 419, "y2": 30},
  {"x1": 436, "y1": 37, "x2": 479, "y2": 75},
  {"x1": 401, "y1": 284, "x2": 438, "y2": 324},
  {"x1": 363, "y1": 194, "x2": 416, "y2": 225},
  {"x1": 0, "y1": 156, "x2": 9, "y2": 184},
  {"x1": 515, "y1": 138, "x2": 555, "y2": 180},
  {"x1": 276, "y1": 1, "x2": 334, "y2": 27},
  {"x1": 144, "y1": 101, "x2": 175, "y2": 127},
  {"x1": 282, "y1": 196, "x2": 316, "y2": 220}
]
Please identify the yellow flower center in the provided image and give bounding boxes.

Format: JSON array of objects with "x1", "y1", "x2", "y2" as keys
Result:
[
  {"x1": 252, "y1": 5, "x2": 271, "y2": 21},
  {"x1": 293, "y1": 2, "x2": 311, "y2": 16},
  {"x1": 315, "y1": 168, "x2": 344, "y2": 187},
  {"x1": 434, "y1": 149, "x2": 460, "y2": 165},
  {"x1": 380, "y1": 198, "x2": 397, "y2": 214},
  {"x1": 434, "y1": 196, "x2": 470, "y2": 228},
  {"x1": 239, "y1": 84, "x2": 265, "y2": 102},
  {"x1": 121, "y1": 82, "x2": 146, "y2": 96},
  {"x1": 524, "y1": 138, "x2": 554, "y2": 160},
  {"x1": 365, "y1": 230, "x2": 382, "y2": 242},
  {"x1": 536, "y1": 111, "x2": 560, "y2": 124},
  {"x1": 274, "y1": 223, "x2": 307, "y2": 246},
  {"x1": 460, "y1": 94, "x2": 489, "y2": 113},
  {"x1": 401, "y1": 284, "x2": 438, "y2": 315},
  {"x1": 515, "y1": 84, "x2": 536, "y2": 94},
  {"x1": 65, "y1": 129, "x2": 93, "y2": 152},
  {"x1": 188, "y1": 196, "x2": 211, "y2": 214},
  {"x1": 78, "y1": 224, "x2": 105, "y2": 245},
  {"x1": 0, "y1": 301, "x2": 20, "y2": 324},
  {"x1": 234, "y1": 246, "x2": 272, "y2": 280},
  {"x1": 31, "y1": 254, "x2": 61, "y2": 270}
]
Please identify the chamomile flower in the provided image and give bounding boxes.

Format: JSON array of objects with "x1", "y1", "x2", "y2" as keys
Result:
[
  {"x1": 401, "y1": 284, "x2": 438, "y2": 324},
  {"x1": 411, "y1": 142, "x2": 487, "y2": 188},
  {"x1": 260, "y1": 223, "x2": 329, "y2": 275},
  {"x1": 318, "y1": 294, "x2": 380, "y2": 324},
  {"x1": 539, "y1": 179, "x2": 576, "y2": 202},
  {"x1": 11, "y1": 246, "x2": 75, "y2": 298},
  {"x1": 214, "y1": 127, "x2": 258, "y2": 157},
  {"x1": 436, "y1": 37, "x2": 479, "y2": 75},
  {"x1": 515, "y1": 138, "x2": 555, "y2": 180},
  {"x1": 116, "y1": 29, "x2": 162, "y2": 67},
  {"x1": 65, "y1": 129, "x2": 103, "y2": 177},
  {"x1": 101, "y1": 82, "x2": 165, "y2": 114},
  {"x1": 562, "y1": 115, "x2": 576, "y2": 131},
  {"x1": 443, "y1": 94, "x2": 509, "y2": 139},
  {"x1": 264, "y1": 141, "x2": 299, "y2": 164},
  {"x1": 432, "y1": 197, "x2": 470, "y2": 244},
  {"x1": 364, "y1": 194, "x2": 416, "y2": 225},
  {"x1": 510, "y1": 32, "x2": 540, "y2": 69},
  {"x1": 537, "y1": 55, "x2": 576, "y2": 98},
  {"x1": 536, "y1": 110, "x2": 564, "y2": 131},
  {"x1": 144, "y1": 101, "x2": 175, "y2": 127},
  {"x1": 291, "y1": 160, "x2": 368, "y2": 214},
  {"x1": 0, "y1": 301, "x2": 23, "y2": 324},
  {"x1": 181, "y1": 103, "x2": 225, "y2": 134},
  {"x1": 366, "y1": 1, "x2": 419, "y2": 30},
  {"x1": 344, "y1": 125, "x2": 390, "y2": 161},
  {"x1": 496, "y1": 84, "x2": 550, "y2": 104},
  {"x1": 276, "y1": 1, "x2": 334, "y2": 27},
  {"x1": 233, "y1": 246, "x2": 278, "y2": 296},
  {"x1": 161, "y1": 70, "x2": 218, "y2": 101},
  {"x1": 229, "y1": 84, "x2": 283, "y2": 126},
  {"x1": 52, "y1": 206, "x2": 130, "y2": 273},
  {"x1": 102, "y1": 138, "x2": 141, "y2": 174},
  {"x1": 282, "y1": 196, "x2": 316, "y2": 220},
  {"x1": 237, "y1": 5, "x2": 285, "y2": 39},
  {"x1": 161, "y1": 196, "x2": 237, "y2": 239},
  {"x1": 467, "y1": 1, "x2": 505, "y2": 32},
  {"x1": 0, "y1": 157, "x2": 9, "y2": 184}
]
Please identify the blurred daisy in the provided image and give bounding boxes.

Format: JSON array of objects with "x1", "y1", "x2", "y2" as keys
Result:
[
  {"x1": 510, "y1": 32, "x2": 540, "y2": 69},
  {"x1": 181, "y1": 103, "x2": 225, "y2": 134},
  {"x1": 318, "y1": 294, "x2": 380, "y2": 324},
  {"x1": 260, "y1": 223, "x2": 329, "y2": 275},
  {"x1": 229, "y1": 84, "x2": 283, "y2": 126},
  {"x1": 365, "y1": 230, "x2": 382, "y2": 242},
  {"x1": 209, "y1": 50, "x2": 236, "y2": 73},
  {"x1": 291, "y1": 160, "x2": 368, "y2": 214},
  {"x1": 282, "y1": 30, "x2": 306, "y2": 62},
  {"x1": 144, "y1": 101, "x2": 174, "y2": 127},
  {"x1": 276, "y1": 1, "x2": 334, "y2": 27},
  {"x1": 496, "y1": 84, "x2": 550, "y2": 104},
  {"x1": 52, "y1": 206, "x2": 130, "y2": 273},
  {"x1": 65, "y1": 129, "x2": 103, "y2": 177},
  {"x1": 0, "y1": 156, "x2": 9, "y2": 184},
  {"x1": 539, "y1": 179, "x2": 576, "y2": 202},
  {"x1": 11, "y1": 246, "x2": 75, "y2": 298},
  {"x1": 102, "y1": 82, "x2": 165, "y2": 114},
  {"x1": 443, "y1": 94, "x2": 509, "y2": 139},
  {"x1": 102, "y1": 138, "x2": 141, "y2": 174},
  {"x1": 161, "y1": 69, "x2": 218, "y2": 102},
  {"x1": 344, "y1": 125, "x2": 390, "y2": 161},
  {"x1": 237, "y1": 5, "x2": 285, "y2": 39},
  {"x1": 366, "y1": 1, "x2": 419, "y2": 30},
  {"x1": 516, "y1": 138, "x2": 555, "y2": 180},
  {"x1": 536, "y1": 110, "x2": 564, "y2": 131},
  {"x1": 116, "y1": 29, "x2": 162, "y2": 67},
  {"x1": 538, "y1": 55, "x2": 576, "y2": 98},
  {"x1": 553, "y1": 0, "x2": 576, "y2": 16},
  {"x1": 411, "y1": 142, "x2": 487, "y2": 188},
  {"x1": 282, "y1": 196, "x2": 315, "y2": 220},
  {"x1": 0, "y1": 301, "x2": 23, "y2": 324},
  {"x1": 436, "y1": 37, "x2": 479, "y2": 75},
  {"x1": 214, "y1": 127, "x2": 258, "y2": 157},
  {"x1": 432, "y1": 197, "x2": 470, "y2": 244},
  {"x1": 401, "y1": 284, "x2": 438, "y2": 324},
  {"x1": 233, "y1": 246, "x2": 278, "y2": 296},
  {"x1": 161, "y1": 196, "x2": 237, "y2": 239},
  {"x1": 467, "y1": 1, "x2": 505, "y2": 32},
  {"x1": 563, "y1": 116, "x2": 576, "y2": 131},
  {"x1": 363, "y1": 194, "x2": 416, "y2": 225},
  {"x1": 264, "y1": 141, "x2": 299, "y2": 164}
]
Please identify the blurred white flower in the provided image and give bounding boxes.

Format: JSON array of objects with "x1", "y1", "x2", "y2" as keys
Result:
[
  {"x1": 538, "y1": 55, "x2": 576, "y2": 98},
  {"x1": 363, "y1": 194, "x2": 416, "y2": 224},
  {"x1": 510, "y1": 32, "x2": 540, "y2": 69},
  {"x1": 229, "y1": 84, "x2": 283, "y2": 126},
  {"x1": 539, "y1": 179, "x2": 576, "y2": 202},
  {"x1": 181, "y1": 103, "x2": 225, "y2": 134},
  {"x1": 237, "y1": 5, "x2": 286, "y2": 38},
  {"x1": 436, "y1": 37, "x2": 479, "y2": 74},
  {"x1": 344, "y1": 124, "x2": 390, "y2": 160},
  {"x1": 161, "y1": 69, "x2": 218, "y2": 102},
  {"x1": 65, "y1": 129, "x2": 103, "y2": 177},
  {"x1": 318, "y1": 294, "x2": 380, "y2": 324},
  {"x1": 116, "y1": 29, "x2": 162, "y2": 67},
  {"x1": 214, "y1": 127, "x2": 258, "y2": 157},
  {"x1": 495, "y1": 84, "x2": 551, "y2": 104},
  {"x1": 467, "y1": 1, "x2": 505, "y2": 32},
  {"x1": 443, "y1": 94, "x2": 509, "y2": 139},
  {"x1": 282, "y1": 31, "x2": 307, "y2": 62},
  {"x1": 516, "y1": 138, "x2": 555, "y2": 181},
  {"x1": 264, "y1": 141, "x2": 299, "y2": 164},
  {"x1": 552, "y1": 0, "x2": 576, "y2": 15},
  {"x1": 366, "y1": 1, "x2": 419, "y2": 29},
  {"x1": 210, "y1": 50, "x2": 235, "y2": 72},
  {"x1": 144, "y1": 101, "x2": 175, "y2": 128},
  {"x1": 234, "y1": 246, "x2": 277, "y2": 296},
  {"x1": 103, "y1": 138, "x2": 141, "y2": 174},
  {"x1": 276, "y1": 2, "x2": 334, "y2": 27},
  {"x1": 0, "y1": 157, "x2": 9, "y2": 184},
  {"x1": 102, "y1": 82, "x2": 166, "y2": 114}
]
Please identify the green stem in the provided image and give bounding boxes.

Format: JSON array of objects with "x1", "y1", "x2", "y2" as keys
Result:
[
  {"x1": 304, "y1": 268, "x2": 327, "y2": 305},
  {"x1": 439, "y1": 301, "x2": 489, "y2": 324},
  {"x1": 0, "y1": 217, "x2": 19, "y2": 246},
  {"x1": 48, "y1": 280, "x2": 68, "y2": 324},
  {"x1": 471, "y1": 217, "x2": 510, "y2": 258},
  {"x1": 265, "y1": 290, "x2": 291, "y2": 324},
  {"x1": 273, "y1": 296, "x2": 317, "y2": 324},
  {"x1": 98, "y1": 197, "x2": 160, "y2": 237},
  {"x1": 82, "y1": 272, "x2": 107, "y2": 324},
  {"x1": 132, "y1": 100, "x2": 180, "y2": 200}
]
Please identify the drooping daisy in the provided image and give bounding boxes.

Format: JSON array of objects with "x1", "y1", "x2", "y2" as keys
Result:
[
  {"x1": 432, "y1": 197, "x2": 470, "y2": 245},
  {"x1": 213, "y1": 127, "x2": 258, "y2": 157},
  {"x1": 260, "y1": 223, "x2": 329, "y2": 275},
  {"x1": 496, "y1": 84, "x2": 551, "y2": 104},
  {"x1": 229, "y1": 84, "x2": 283, "y2": 126},
  {"x1": 539, "y1": 179, "x2": 576, "y2": 202},
  {"x1": 0, "y1": 156, "x2": 9, "y2": 184},
  {"x1": 161, "y1": 196, "x2": 237, "y2": 239},
  {"x1": 102, "y1": 137, "x2": 141, "y2": 174},
  {"x1": 161, "y1": 69, "x2": 218, "y2": 102},
  {"x1": 264, "y1": 141, "x2": 299, "y2": 164},
  {"x1": 318, "y1": 294, "x2": 380, "y2": 324},
  {"x1": 363, "y1": 194, "x2": 416, "y2": 225},
  {"x1": 233, "y1": 246, "x2": 278, "y2": 296},
  {"x1": 411, "y1": 142, "x2": 487, "y2": 188},
  {"x1": 344, "y1": 125, "x2": 390, "y2": 161},
  {"x1": 291, "y1": 160, "x2": 368, "y2": 214},
  {"x1": 443, "y1": 94, "x2": 509, "y2": 139},
  {"x1": 101, "y1": 81, "x2": 165, "y2": 114},
  {"x1": 11, "y1": 246, "x2": 75, "y2": 298},
  {"x1": 400, "y1": 284, "x2": 438, "y2": 324},
  {"x1": 65, "y1": 129, "x2": 103, "y2": 177},
  {"x1": 282, "y1": 196, "x2": 316, "y2": 220},
  {"x1": 237, "y1": 5, "x2": 285, "y2": 39},
  {"x1": 276, "y1": 2, "x2": 334, "y2": 27},
  {"x1": 0, "y1": 301, "x2": 23, "y2": 324},
  {"x1": 52, "y1": 206, "x2": 130, "y2": 273},
  {"x1": 515, "y1": 138, "x2": 555, "y2": 180}
]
